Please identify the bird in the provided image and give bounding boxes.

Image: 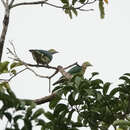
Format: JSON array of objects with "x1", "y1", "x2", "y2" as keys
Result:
[
  {"x1": 29, "y1": 49, "x2": 58, "y2": 65},
  {"x1": 53, "y1": 61, "x2": 92, "y2": 85}
]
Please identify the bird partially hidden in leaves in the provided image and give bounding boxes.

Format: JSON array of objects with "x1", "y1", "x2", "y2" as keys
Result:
[
  {"x1": 53, "y1": 61, "x2": 92, "y2": 85},
  {"x1": 29, "y1": 49, "x2": 58, "y2": 65}
]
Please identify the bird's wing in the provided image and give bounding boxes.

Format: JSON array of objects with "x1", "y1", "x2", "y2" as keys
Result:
[
  {"x1": 53, "y1": 65, "x2": 82, "y2": 85},
  {"x1": 68, "y1": 65, "x2": 82, "y2": 75},
  {"x1": 38, "y1": 50, "x2": 53, "y2": 61}
]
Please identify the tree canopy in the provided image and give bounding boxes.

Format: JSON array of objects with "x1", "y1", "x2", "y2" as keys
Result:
[
  {"x1": 1, "y1": 0, "x2": 130, "y2": 130},
  {"x1": 0, "y1": 60, "x2": 130, "y2": 130}
]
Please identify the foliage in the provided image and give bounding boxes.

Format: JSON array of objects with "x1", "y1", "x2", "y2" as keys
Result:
[
  {"x1": 59, "y1": 0, "x2": 107, "y2": 19},
  {"x1": 0, "y1": 61, "x2": 130, "y2": 130}
]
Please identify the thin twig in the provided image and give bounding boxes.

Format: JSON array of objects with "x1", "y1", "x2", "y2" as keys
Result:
[
  {"x1": 26, "y1": 66, "x2": 49, "y2": 78},
  {"x1": 11, "y1": 0, "x2": 97, "y2": 12},
  {"x1": 8, "y1": 68, "x2": 27, "y2": 81},
  {"x1": 49, "y1": 70, "x2": 59, "y2": 78},
  {"x1": 11, "y1": 0, "x2": 48, "y2": 8},
  {"x1": 9, "y1": 0, "x2": 15, "y2": 7},
  {"x1": 79, "y1": 8, "x2": 94, "y2": 12},
  {"x1": 0, "y1": 68, "x2": 27, "y2": 82},
  {"x1": 49, "y1": 78, "x2": 51, "y2": 93},
  {"x1": 76, "y1": 0, "x2": 97, "y2": 10},
  {"x1": 6, "y1": 0, "x2": 8, "y2": 5},
  {"x1": 9, "y1": 41, "x2": 18, "y2": 57},
  {"x1": 1, "y1": 0, "x2": 6, "y2": 7},
  {"x1": 64, "y1": 62, "x2": 78, "y2": 70},
  {"x1": 25, "y1": 62, "x2": 57, "y2": 70},
  {"x1": 7, "y1": 43, "x2": 79, "y2": 93},
  {"x1": 0, "y1": 3, "x2": 10, "y2": 61},
  {"x1": 76, "y1": 0, "x2": 89, "y2": 9}
]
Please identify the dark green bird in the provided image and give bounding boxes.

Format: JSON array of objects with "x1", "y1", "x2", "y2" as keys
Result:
[
  {"x1": 53, "y1": 61, "x2": 92, "y2": 85},
  {"x1": 29, "y1": 49, "x2": 58, "y2": 65}
]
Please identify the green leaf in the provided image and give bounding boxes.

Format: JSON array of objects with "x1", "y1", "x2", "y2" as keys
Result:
[
  {"x1": 72, "y1": 122, "x2": 83, "y2": 127},
  {"x1": 0, "y1": 61, "x2": 9, "y2": 74},
  {"x1": 103, "y1": 82, "x2": 111, "y2": 95},
  {"x1": 44, "y1": 111, "x2": 54, "y2": 120},
  {"x1": 68, "y1": 9, "x2": 73, "y2": 19},
  {"x1": 89, "y1": 72, "x2": 99, "y2": 80},
  {"x1": 45, "y1": 122, "x2": 53, "y2": 129},
  {"x1": 5, "y1": 128, "x2": 15, "y2": 130},
  {"x1": 25, "y1": 106, "x2": 35, "y2": 119},
  {"x1": 10, "y1": 69, "x2": 16, "y2": 75},
  {"x1": 68, "y1": 92, "x2": 75, "y2": 106},
  {"x1": 109, "y1": 87, "x2": 120, "y2": 97},
  {"x1": 79, "y1": 0, "x2": 86, "y2": 4},
  {"x1": 92, "y1": 72, "x2": 99, "y2": 77},
  {"x1": 63, "y1": 4, "x2": 69, "y2": 9},
  {"x1": 10, "y1": 62, "x2": 23, "y2": 69},
  {"x1": 6, "y1": 86, "x2": 16, "y2": 98},
  {"x1": 31, "y1": 108, "x2": 44, "y2": 120},
  {"x1": 71, "y1": 7, "x2": 78, "y2": 16},
  {"x1": 96, "y1": 92, "x2": 102, "y2": 101},
  {"x1": 4, "y1": 112, "x2": 12, "y2": 122},
  {"x1": 85, "y1": 88, "x2": 95, "y2": 96},
  {"x1": 72, "y1": 0, "x2": 77, "y2": 5},
  {"x1": 91, "y1": 79, "x2": 103, "y2": 88},
  {"x1": 119, "y1": 76, "x2": 130, "y2": 84},
  {"x1": 113, "y1": 120, "x2": 130, "y2": 126},
  {"x1": 0, "y1": 84, "x2": 5, "y2": 93},
  {"x1": 36, "y1": 119, "x2": 45, "y2": 126},
  {"x1": 67, "y1": 109, "x2": 75, "y2": 122},
  {"x1": 22, "y1": 118, "x2": 32, "y2": 130},
  {"x1": 99, "y1": 0, "x2": 105, "y2": 19},
  {"x1": 14, "y1": 115, "x2": 23, "y2": 122},
  {"x1": 52, "y1": 85, "x2": 63, "y2": 92},
  {"x1": 54, "y1": 104, "x2": 68, "y2": 116},
  {"x1": 49, "y1": 96, "x2": 61, "y2": 109},
  {"x1": 61, "y1": 0, "x2": 69, "y2": 4},
  {"x1": 124, "y1": 73, "x2": 130, "y2": 77},
  {"x1": 74, "y1": 76, "x2": 82, "y2": 87}
]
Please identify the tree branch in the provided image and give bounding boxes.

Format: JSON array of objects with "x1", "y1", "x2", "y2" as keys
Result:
[
  {"x1": 7, "y1": 43, "x2": 79, "y2": 93},
  {"x1": 11, "y1": 0, "x2": 48, "y2": 8},
  {"x1": 33, "y1": 92, "x2": 57, "y2": 105},
  {"x1": 0, "y1": 2, "x2": 10, "y2": 61},
  {"x1": 10, "y1": 0, "x2": 96, "y2": 12},
  {"x1": 9, "y1": 0, "x2": 15, "y2": 7},
  {"x1": 1, "y1": 0, "x2": 6, "y2": 7},
  {"x1": 8, "y1": 68, "x2": 28, "y2": 81}
]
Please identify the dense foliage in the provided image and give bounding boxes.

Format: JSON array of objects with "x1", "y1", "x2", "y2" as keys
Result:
[{"x1": 0, "y1": 61, "x2": 130, "y2": 130}]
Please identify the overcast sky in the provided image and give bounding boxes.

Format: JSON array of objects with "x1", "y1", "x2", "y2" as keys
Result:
[{"x1": 0, "y1": 0, "x2": 130, "y2": 129}]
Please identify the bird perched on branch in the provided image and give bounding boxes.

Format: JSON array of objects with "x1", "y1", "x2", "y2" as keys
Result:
[
  {"x1": 29, "y1": 49, "x2": 58, "y2": 65},
  {"x1": 53, "y1": 61, "x2": 92, "y2": 85}
]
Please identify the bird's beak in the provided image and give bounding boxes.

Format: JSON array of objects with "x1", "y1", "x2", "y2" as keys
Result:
[
  {"x1": 55, "y1": 51, "x2": 59, "y2": 53},
  {"x1": 89, "y1": 63, "x2": 93, "y2": 67}
]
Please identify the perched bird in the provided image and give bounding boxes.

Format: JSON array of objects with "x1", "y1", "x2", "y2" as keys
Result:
[
  {"x1": 53, "y1": 61, "x2": 92, "y2": 85},
  {"x1": 29, "y1": 49, "x2": 58, "y2": 65}
]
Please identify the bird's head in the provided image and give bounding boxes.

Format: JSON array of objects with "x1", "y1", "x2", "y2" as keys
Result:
[
  {"x1": 29, "y1": 49, "x2": 37, "y2": 54},
  {"x1": 29, "y1": 49, "x2": 34, "y2": 53},
  {"x1": 82, "y1": 61, "x2": 92, "y2": 68},
  {"x1": 48, "y1": 49, "x2": 58, "y2": 54}
]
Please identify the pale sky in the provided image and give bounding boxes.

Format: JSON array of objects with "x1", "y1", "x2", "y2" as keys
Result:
[{"x1": 0, "y1": 0, "x2": 130, "y2": 129}]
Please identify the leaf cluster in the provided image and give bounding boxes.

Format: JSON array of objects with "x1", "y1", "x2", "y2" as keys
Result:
[
  {"x1": 0, "y1": 80, "x2": 47, "y2": 130},
  {"x1": 0, "y1": 61, "x2": 130, "y2": 130},
  {"x1": 59, "y1": 0, "x2": 107, "y2": 19},
  {"x1": 49, "y1": 72, "x2": 130, "y2": 130}
]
